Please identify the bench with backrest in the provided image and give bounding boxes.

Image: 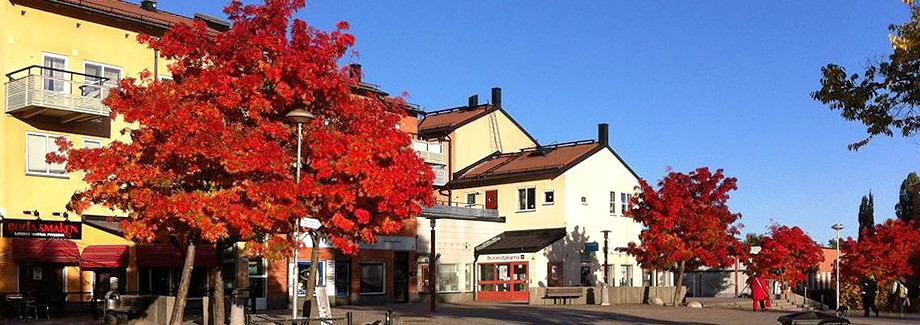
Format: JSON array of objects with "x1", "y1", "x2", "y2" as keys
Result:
[
  {"x1": 108, "y1": 295, "x2": 156, "y2": 324},
  {"x1": 543, "y1": 287, "x2": 583, "y2": 305}
]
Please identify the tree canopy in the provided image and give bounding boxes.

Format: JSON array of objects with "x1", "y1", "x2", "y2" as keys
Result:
[
  {"x1": 812, "y1": 1, "x2": 920, "y2": 150},
  {"x1": 746, "y1": 224, "x2": 824, "y2": 286}
]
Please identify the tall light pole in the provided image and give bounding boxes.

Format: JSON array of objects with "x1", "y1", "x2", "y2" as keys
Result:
[
  {"x1": 601, "y1": 230, "x2": 611, "y2": 306},
  {"x1": 287, "y1": 108, "x2": 314, "y2": 319},
  {"x1": 831, "y1": 223, "x2": 844, "y2": 310}
]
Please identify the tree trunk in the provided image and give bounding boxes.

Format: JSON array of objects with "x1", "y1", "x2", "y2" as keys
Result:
[
  {"x1": 672, "y1": 260, "x2": 686, "y2": 306},
  {"x1": 211, "y1": 246, "x2": 226, "y2": 325},
  {"x1": 170, "y1": 242, "x2": 196, "y2": 325},
  {"x1": 228, "y1": 245, "x2": 245, "y2": 325},
  {"x1": 302, "y1": 231, "x2": 321, "y2": 317}
]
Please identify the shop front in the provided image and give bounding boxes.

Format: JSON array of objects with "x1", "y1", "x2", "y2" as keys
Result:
[
  {"x1": 474, "y1": 228, "x2": 567, "y2": 303},
  {"x1": 476, "y1": 254, "x2": 530, "y2": 302}
]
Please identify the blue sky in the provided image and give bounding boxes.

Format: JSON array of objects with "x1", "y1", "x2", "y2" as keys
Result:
[{"x1": 167, "y1": 1, "x2": 917, "y2": 243}]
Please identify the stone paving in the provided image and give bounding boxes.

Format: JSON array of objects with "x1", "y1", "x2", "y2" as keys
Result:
[{"x1": 4, "y1": 302, "x2": 919, "y2": 325}]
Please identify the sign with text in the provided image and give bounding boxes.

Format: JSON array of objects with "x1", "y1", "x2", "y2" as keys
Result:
[
  {"x1": 2, "y1": 219, "x2": 82, "y2": 239},
  {"x1": 315, "y1": 287, "x2": 332, "y2": 325},
  {"x1": 584, "y1": 242, "x2": 599, "y2": 252},
  {"x1": 482, "y1": 253, "x2": 527, "y2": 262}
]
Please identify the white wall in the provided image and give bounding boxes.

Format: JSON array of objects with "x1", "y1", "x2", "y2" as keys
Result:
[
  {"x1": 561, "y1": 148, "x2": 643, "y2": 287},
  {"x1": 417, "y1": 217, "x2": 504, "y2": 293}
]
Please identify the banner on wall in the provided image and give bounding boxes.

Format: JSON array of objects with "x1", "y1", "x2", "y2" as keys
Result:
[{"x1": 2, "y1": 219, "x2": 82, "y2": 239}]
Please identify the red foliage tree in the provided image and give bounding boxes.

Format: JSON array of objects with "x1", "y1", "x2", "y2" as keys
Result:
[
  {"x1": 746, "y1": 224, "x2": 824, "y2": 288},
  {"x1": 619, "y1": 167, "x2": 747, "y2": 305},
  {"x1": 50, "y1": 0, "x2": 433, "y2": 323},
  {"x1": 840, "y1": 219, "x2": 920, "y2": 284}
]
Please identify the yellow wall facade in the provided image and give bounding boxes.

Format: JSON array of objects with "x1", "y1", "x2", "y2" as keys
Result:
[
  {"x1": 1, "y1": 1, "x2": 169, "y2": 295},
  {"x1": 449, "y1": 109, "x2": 536, "y2": 173},
  {"x1": 450, "y1": 176, "x2": 567, "y2": 231}
]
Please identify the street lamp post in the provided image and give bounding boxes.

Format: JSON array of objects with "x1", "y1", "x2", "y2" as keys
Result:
[
  {"x1": 287, "y1": 108, "x2": 315, "y2": 319},
  {"x1": 601, "y1": 230, "x2": 611, "y2": 306},
  {"x1": 831, "y1": 223, "x2": 844, "y2": 310}
]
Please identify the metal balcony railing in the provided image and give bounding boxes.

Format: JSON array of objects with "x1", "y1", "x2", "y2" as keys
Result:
[
  {"x1": 421, "y1": 200, "x2": 499, "y2": 220},
  {"x1": 5, "y1": 65, "x2": 112, "y2": 123}
]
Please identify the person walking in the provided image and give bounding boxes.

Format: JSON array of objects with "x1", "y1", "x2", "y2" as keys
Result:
[
  {"x1": 861, "y1": 275, "x2": 880, "y2": 317},
  {"x1": 750, "y1": 275, "x2": 770, "y2": 312},
  {"x1": 892, "y1": 276, "x2": 910, "y2": 313}
]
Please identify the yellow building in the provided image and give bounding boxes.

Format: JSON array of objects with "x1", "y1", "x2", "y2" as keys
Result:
[{"x1": 0, "y1": 0, "x2": 226, "y2": 306}]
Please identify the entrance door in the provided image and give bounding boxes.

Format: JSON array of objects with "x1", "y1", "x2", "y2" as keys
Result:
[
  {"x1": 393, "y1": 252, "x2": 409, "y2": 302},
  {"x1": 485, "y1": 190, "x2": 498, "y2": 209},
  {"x1": 476, "y1": 262, "x2": 529, "y2": 302},
  {"x1": 19, "y1": 263, "x2": 64, "y2": 299}
]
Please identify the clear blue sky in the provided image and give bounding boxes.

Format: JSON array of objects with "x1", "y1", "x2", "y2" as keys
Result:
[{"x1": 165, "y1": 0, "x2": 917, "y2": 244}]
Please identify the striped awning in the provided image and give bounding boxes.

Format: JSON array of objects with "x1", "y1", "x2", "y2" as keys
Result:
[
  {"x1": 11, "y1": 238, "x2": 80, "y2": 264},
  {"x1": 81, "y1": 245, "x2": 129, "y2": 269}
]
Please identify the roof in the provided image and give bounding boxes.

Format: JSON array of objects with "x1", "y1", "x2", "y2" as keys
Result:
[
  {"x1": 418, "y1": 105, "x2": 498, "y2": 137},
  {"x1": 18, "y1": 0, "x2": 226, "y2": 33},
  {"x1": 475, "y1": 227, "x2": 566, "y2": 255},
  {"x1": 449, "y1": 140, "x2": 605, "y2": 189}
]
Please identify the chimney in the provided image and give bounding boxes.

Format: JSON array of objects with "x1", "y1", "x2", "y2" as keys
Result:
[
  {"x1": 348, "y1": 63, "x2": 362, "y2": 82},
  {"x1": 140, "y1": 0, "x2": 157, "y2": 11},
  {"x1": 468, "y1": 95, "x2": 478, "y2": 107},
  {"x1": 598, "y1": 123, "x2": 609, "y2": 146},
  {"x1": 491, "y1": 87, "x2": 502, "y2": 108}
]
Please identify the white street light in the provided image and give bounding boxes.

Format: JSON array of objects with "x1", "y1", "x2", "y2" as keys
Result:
[
  {"x1": 831, "y1": 223, "x2": 844, "y2": 310},
  {"x1": 286, "y1": 108, "x2": 314, "y2": 319}
]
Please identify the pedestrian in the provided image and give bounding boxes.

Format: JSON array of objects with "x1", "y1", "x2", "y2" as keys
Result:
[
  {"x1": 892, "y1": 276, "x2": 910, "y2": 313},
  {"x1": 861, "y1": 275, "x2": 879, "y2": 317},
  {"x1": 750, "y1": 274, "x2": 770, "y2": 312}
]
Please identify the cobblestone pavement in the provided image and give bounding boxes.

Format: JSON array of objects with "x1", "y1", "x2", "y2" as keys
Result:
[{"x1": 5, "y1": 303, "x2": 919, "y2": 325}]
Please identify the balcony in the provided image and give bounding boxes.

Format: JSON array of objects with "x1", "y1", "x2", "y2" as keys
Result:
[
  {"x1": 421, "y1": 200, "x2": 500, "y2": 221},
  {"x1": 412, "y1": 139, "x2": 445, "y2": 165},
  {"x1": 5, "y1": 65, "x2": 112, "y2": 123}
]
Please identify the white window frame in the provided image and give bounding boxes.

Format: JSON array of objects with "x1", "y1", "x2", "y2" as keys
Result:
[
  {"x1": 516, "y1": 187, "x2": 536, "y2": 212},
  {"x1": 543, "y1": 189, "x2": 555, "y2": 206},
  {"x1": 610, "y1": 191, "x2": 616, "y2": 215},
  {"x1": 25, "y1": 132, "x2": 68, "y2": 178},
  {"x1": 359, "y1": 262, "x2": 386, "y2": 295},
  {"x1": 83, "y1": 61, "x2": 122, "y2": 97},
  {"x1": 42, "y1": 53, "x2": 69, "y2": 93},
  {"x1": 621, "y1": 192, "x2": 632, "y2": 215},
  {"x1": 83, "y1": 138, "x2": 102, "y2": 149}
]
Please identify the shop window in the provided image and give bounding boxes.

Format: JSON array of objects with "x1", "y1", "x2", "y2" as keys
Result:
[
  {"x1": 517, "y1": 187, "x2": 536, "y2": 211},
  {"x1": 543, "y1": 190, "x2": 555, "y2": 205},
  {"x1": 479, "y1": 264, "x2": 495, "y2": 281},
  {"x1": 297, "y1": 261, "x2": 324, "y2": 297},
  {"x1": 438, "y1": 263, "x2": 459, "y2": 293},
  {"x1": 248, "y1": 258, "x2": 267, "y2": 298},
  {"x1": 580, "y1": 264, "x2": 592, "y2": 286},
  {"x1": 547, "y1": 262, "x2": 562, "y2": 287},
  {"x1": 26, "y1": 133, "x2": 67, "y2": 177},
  {"x1": 620, "y1": 264, "x2": 634, "y2": 287},
  {"x1": 360, "y1": 263, "x2": 385, "y2": 295}
]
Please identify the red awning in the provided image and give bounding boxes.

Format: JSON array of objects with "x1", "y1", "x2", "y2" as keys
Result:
[
  {"x1": 136, "y1": 244, "x2": 218, "y2": 268},
  {"x1": 11, "y1": 239, "x2": 80, "y2": 265},
  {"x1": 81, "y1": 245, "x2": 129, "y2": 269}
]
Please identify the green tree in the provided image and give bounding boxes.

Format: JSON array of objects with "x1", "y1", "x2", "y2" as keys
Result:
[
  {"x1": 828, "y1": 238, "x2": 840, "y2": 248},
  {"x1": 895, "y1": 172, "x2": 919, "y2": 222},
  {"x1": 859, "y1": 191, "x2": 875, "y2": 240},
  {"x1": 812, "y1": 1, "x2": 920, "y2": 150},
  {"x1": 744, "y1": 233, "x2": 765, "y2": 246}
]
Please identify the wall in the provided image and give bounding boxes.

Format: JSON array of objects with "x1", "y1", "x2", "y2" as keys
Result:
[
  {"x1": 416, "y1": 217, "x2": 504, "y2": 297},
  {"x1": 449, "y1": 109, "x2": 536, "y2": 174},
  {"x1": 561, "y1": 149, "x2": 643, "y2": 287},
  {"x1": 450, "y1": 177, "x2": 567, "y2": 231}
]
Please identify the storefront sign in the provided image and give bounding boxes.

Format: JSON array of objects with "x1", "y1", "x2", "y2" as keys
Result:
[
  {"x1": 2, "y1": 219, "x2": 82, "y2": 239},
  {"x1": 584, "y1": 242, "x2": 599, "y2": 252},
  {"x1": 482, "y1": 253, "x2": 527, "y2": 262}
]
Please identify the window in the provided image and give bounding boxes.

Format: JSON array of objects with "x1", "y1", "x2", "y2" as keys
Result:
[
  {"x1": 42, "y1": 53, "x2": 68, "y2": 93},
  {"x1": 83, "y1": 139, "x2": 102, "y2": 149},
  {"x1": 620, "y1": 264, "x2": 634, "y2": 287},
  {"x1": 438, "y1": 263, "x2": 459, "y2": 292},
  {"x1": 466, "y1": 193, "x2": 476, "y2": 206},
  {"x1": 297, "y1": 261, "x2": 324, "y2": 296},
  {"x1": 27, "y1": 133, "x2": 67, "y2": 177},
  {"x1": 83, "y1": 62, "x2": 121, "y2": 98},
  {"x1": 610, "y1": 191, "x2": 616, "y2": 214},
  {"x1": 464, "y1": 263, "x2": 473, "y2": 292},
  {"x1": 517, "y1": 187, "x2": 536, "y2": 211},
  {"x1": 360, "y1": 263, "x2": 385, "y2": 295},
  {"x1": 621, "y1": 193, "x2": 632, "y2": 214},
  {"x1": 543, "y1": 190, "x2": 555, "y2": 205},
  {"x1": 248, "y1": 258, "x2": 267, "y2": 298}
]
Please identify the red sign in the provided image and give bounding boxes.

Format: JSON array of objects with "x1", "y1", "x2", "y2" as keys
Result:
[{"x1": 2, "y1": 219, "x2": 82, "y2": 239}]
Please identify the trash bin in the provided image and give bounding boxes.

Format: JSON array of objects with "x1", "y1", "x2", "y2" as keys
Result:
[{"x1": 777, "y1": 311, "x2": 849, "y2": 325}]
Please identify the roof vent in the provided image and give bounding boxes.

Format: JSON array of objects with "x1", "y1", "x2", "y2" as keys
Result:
[
  {"x1": 140, "y1": 0, "x2": 157, "y2": 11},
  {"x1": 598, "y1": 123, "x2": 609, "y2": 146},
  {"x1": 491, "y1": 87, "x2": 502, "y2": 108},
  {"x1": 468, "y1": 95, "x2": 478, "y2": 107},
  {"x1": 529, "y1": 144, "x2": 547, "y2": 156}
]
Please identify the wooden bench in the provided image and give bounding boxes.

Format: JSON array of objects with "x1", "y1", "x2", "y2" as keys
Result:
[
  {"x1": 543, "y1": 287, "x2": 583, "y2": 305},
  {"x1": 108, "y1": 295, "x2": 155, "y2": 324}
]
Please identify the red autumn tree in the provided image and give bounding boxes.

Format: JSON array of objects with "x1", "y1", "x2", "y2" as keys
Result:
[
  {"x1": 840, "y1": 219, "x2": 920, "y2": 284},
  {"x1": 746, "y1": 224, "x2": 824, "y2": 288},
  {"x1": 619, "y1": 167, "x2": 747, "y2": 305},
  {"x1": 50, "y1": 0, "x2": 433, "y2": 323}
]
